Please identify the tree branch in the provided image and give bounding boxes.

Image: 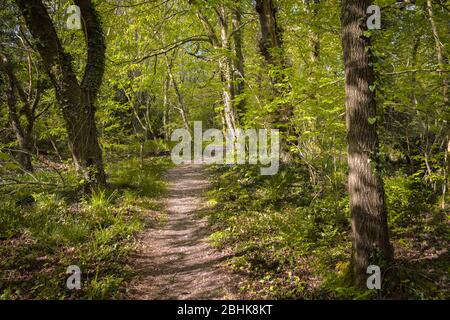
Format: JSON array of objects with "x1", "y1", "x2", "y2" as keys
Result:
[
  {"x1": 75, "y1": 0, "x2": 106, "y2": 101},
  {"x1": 132, "y1": 36, "x2": 210, "y2": 63}
]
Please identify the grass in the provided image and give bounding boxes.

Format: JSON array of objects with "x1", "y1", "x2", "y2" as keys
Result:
[
  {"x1": 204, "y1": 163, "x2": 449, "y2": 299},
  {"x1": 0, "y1": 154, "x2": 173, "y2": 299}
]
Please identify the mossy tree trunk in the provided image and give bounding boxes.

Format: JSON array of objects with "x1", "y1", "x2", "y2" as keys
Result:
[
  {"x1": 0, "y1": 54, "x2": 37, "y2": 172},
  {"x1": 15, "y1": 0, "x2": 106, "y2": 187}
]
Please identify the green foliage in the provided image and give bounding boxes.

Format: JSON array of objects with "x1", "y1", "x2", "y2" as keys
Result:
[
  {"x1": 109, "y1": 157, "x2": 172, "y2": 197},
  {"x1": 0, "y1": 156, "x2": 170, "y2": 299},
  {"x1": 205, "y1": 164, "x2": 351, "y2": 299},
  {"x1": 385, "y1": 176, "x2": 435, "y2": 230},
  {"x1": 207, "y1": 162, "x2": 449, "y2": 299},
  {"x1": 0, "y1": 200, "x2": 24, "y2": 239},
  {"x1": 1, "y1": 0, "x2": 448, "y2": 301}
]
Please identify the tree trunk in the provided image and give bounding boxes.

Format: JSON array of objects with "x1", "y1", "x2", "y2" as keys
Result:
[
  {"x1": 255, "y1": 0, "x2": 284, "y2": 66},
  {"x1": 304, "y1": 0, "x2": 321, "y2": 62},
  {"x1": 218, "y1": 5, "x2": 238, "y2": 140},
  {"x1": 426, "y1": 0, "x2": 448, "y2": 105},
  {"x1": 189, "y1": 2, "x2": 240, "y2": 139},
  {"x1": 426, "y1": 0, "x2": 449, "y2": 208},
  {"x1": 0, "y1": 55, "x2": 34, "y2": 172},
  {"x1": 15, "y1": 0, "x2": 106, "y2": 187},
  {"x1": 189, "y1": 2, "x2": 239, "y2": 139},
  {"x1": 254, "y1": 0, "x2": 293, "y2": 132},
  {"x1": 219, "y1": 55, "x2": 238, "y2": 141},
  {"x1": 254, "y1": 0, "x2": 293, "y2": 162},
  {"x1": 5, "y1": 87, "x2": 34, "y2": 172},
  {"x1": 340, "y1": 0, "x2": 393, "y2": 286},
  {"x1": 232, "y1": 6, "x2": 246, "y2": 121},
  {"x1": 443, "y1": 138, "x2": 449, "y2": 209},
  {"x1": 162, "y1": 76, "x2": 170, "y2": 141},
  {"x1": 164, "y1": 53, "x2": 191, "y2": 135}
]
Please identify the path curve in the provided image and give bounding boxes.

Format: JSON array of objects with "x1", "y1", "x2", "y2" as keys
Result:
[{"x1": 127, "y1": 164, "x2": 240, "y2": 299}]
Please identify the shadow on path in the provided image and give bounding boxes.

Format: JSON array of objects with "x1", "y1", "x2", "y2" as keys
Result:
[{"x1": 127, "y1": 164, "x2": 241, "y2": 299}]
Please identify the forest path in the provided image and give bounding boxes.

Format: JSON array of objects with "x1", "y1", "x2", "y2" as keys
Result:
[{"x1": 127, "y1": 163, "x2": 240, "y2": 299}]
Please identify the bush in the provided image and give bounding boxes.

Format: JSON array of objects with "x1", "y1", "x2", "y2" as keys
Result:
[
  {"x1": 205, "y1": 163, "x2": 351, "y2": 298},
  {"x1": 385, "y1": 176, "x2": 434, "y2": 231}
]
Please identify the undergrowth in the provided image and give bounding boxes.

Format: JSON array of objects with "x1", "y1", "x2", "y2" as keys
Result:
[
  {"x1": 205, "y1": 164, "x2": 449, "y2": 299},
  {"x1": 0, "y1": 153, "x2": 172, "y2": 299}
]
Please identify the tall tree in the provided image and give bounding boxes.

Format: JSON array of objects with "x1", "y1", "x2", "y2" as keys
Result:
[
  {"x1": 425, "y1": 0, "x2": 449, "y2": 208},
  {"x1": 255, "y1": 0, "x2": 284, "y2": 66},
  {"x1": 304, "y1": 0, "x2": 320, "y2": 62},
  {"x1": 189, "y1": 1, "x2": 239, "y2": 139},
  {"x1": 425, "y1": 0, "x2": 448, "y2": 105},
  {"x1": 15, "y1": 0, "x2": 106, "y2": 187},
  {"x1": 340, "y1": 0, "x2": 393, "y2": 285},
  {"x1": 254, "y1": 0, "x2": 293, "y2": 143},
  {"x1": 0, "y1": 54, "x2": 39, "y2": 171},
  {"x1": 164, "y1": 52, "x2": 191, "y2": 136},
  {"x1": 231, "y1": 4, "x2": 246, "y2": 121}
]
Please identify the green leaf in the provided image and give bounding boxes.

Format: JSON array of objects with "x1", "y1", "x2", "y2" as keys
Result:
[
  {"x1": 0, "y1": 152, "x2": 10, "y2": 161},
  {"x1": 368, "y1": 117, "x2": 377, "y2": 125},
  {"x1": 363, "y1": 30, "x2": 373, "y2": 38},
  {"x1": 4, "y1": 162, "x2": 20, "y2": 170}
]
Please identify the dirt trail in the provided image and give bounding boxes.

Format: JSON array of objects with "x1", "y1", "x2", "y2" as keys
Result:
[{"x1": 127, "y1": 164, "x2": 241, "y2": 299}]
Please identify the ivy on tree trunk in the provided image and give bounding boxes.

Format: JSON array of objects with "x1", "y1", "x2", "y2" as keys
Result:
[{"x1": 15, "y1": 0, "x2": 106, "y2": 188}]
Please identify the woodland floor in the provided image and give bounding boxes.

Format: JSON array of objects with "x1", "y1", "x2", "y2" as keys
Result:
[{"x1": 126, "y1": 164, "x2": 242, "y2": 299}]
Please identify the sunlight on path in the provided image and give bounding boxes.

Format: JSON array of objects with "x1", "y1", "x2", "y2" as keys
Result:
[{"x1": 127, "y1": 164, "x2": 241, "y2": 299}]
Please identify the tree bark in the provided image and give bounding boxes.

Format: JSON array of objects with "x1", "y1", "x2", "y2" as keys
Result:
[
  {"x1": 15, "y1": 0, "x2": 106, "y2": 187},
  {"x1": 304, "y1": 0, "x2": 321, "y2": 62},
  {"x1": 255, "y1": 0, "x2": 293, "y2": 160},
  {"x1": 164, "y1": 53, "x2": 191, "y2": 135},
  {"x1": 425, "y1": 0, "x2": 449, "y2": 208},
  {"x1": 0, "y1": 55, "x2": 35, "y2": 172},
  {"x1": 191, "y1": 2, "x2": 239, "y2": 140},
  {"x1": 254, "y1": 0, "x2": 290, "y2": 110},
  {"x1": 340, "y1": 0, "x2": 393, "y2": 286},
  {"x1": 426, "y1": 0, "x2": 448, "y2": 105},
  {"x1": 255, "y1": 0, "x2": 284, "y2": 66},
  {"x1": 232, "y1": 6, "x2": 246, "y2": 121},
  {"x1": 217, "y1": 5, "x2": 238, "y2": 139},
  {"x1": 162, "y1": 76, "x2": 170, "y2": 141}
]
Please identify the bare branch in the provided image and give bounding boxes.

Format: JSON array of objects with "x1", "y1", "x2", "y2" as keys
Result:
[{"x1": 132, "y1": 36, "x2": 210, "y2": 64}]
